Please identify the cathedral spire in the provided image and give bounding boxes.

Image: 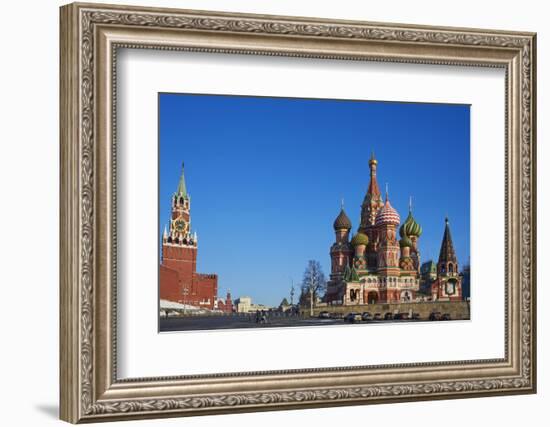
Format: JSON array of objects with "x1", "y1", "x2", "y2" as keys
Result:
[
  {"x1": 176, "y1": 162, "x2": 187, "y2": 197},
  {"x1": 359, "y1": 152, "x2": 385, "y2": 232},
  {"x1": 438, "y1": 217, "x2": 457, "y2": 264},
  {"x1": 366, "y1": 152, "x2": 381, "y2": 199}
]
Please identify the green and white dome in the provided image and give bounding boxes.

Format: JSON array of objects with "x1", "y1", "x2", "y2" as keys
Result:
[{"x1": 400, "y1": 211, "x2": 422, "y2": 238}]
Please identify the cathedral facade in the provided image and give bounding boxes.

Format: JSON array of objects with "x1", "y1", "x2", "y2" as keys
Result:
[
  {"x1": 160, "y1": 164, "x2": 218, "y2": 309},
  {"x1": 326, "y1": 154, "x2": 462, "y2": 305}
]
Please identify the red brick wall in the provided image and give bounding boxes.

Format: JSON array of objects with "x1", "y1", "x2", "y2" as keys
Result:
[
  {"x1": 160, "y1": 243, "x2": 218, "y2": 309},
  {"x1": 159, "y1": 265, "x2": 181, "y2": 302},
  {"x1": 192, "y1": 273, "x2": 218, "y2": 309},
  {"x1": 162, "y1": 245, "x2": 196, "y2": 291}
]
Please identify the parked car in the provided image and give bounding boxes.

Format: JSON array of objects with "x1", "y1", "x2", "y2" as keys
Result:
[
  {"x1": 429, "y1": 311, "x2": 442, "y2": 321},
  {"x1": 344, "y1": 312, "x2": 362, "y2": 323},
  {"x1": 401, "y1": 313, "x2": 410, "y2": 320},
  {"x1": 412, "y1": 312, "x2": 421, "y2": 320},
  {"x1": 384, "y1": 312, "x2": 394, "y2": 320},
  {"x1": 373, "y1": 313, "x2": 382, "y2": 320},
  {"x1": 361, "y1": 312, "x2": 372, "y2": 321},
  {"x1": 393, "y1": 313, "x2": 403, "y2": 320},
  {"x1": 441, "y1": 313, "x2": 452, "y2": 320},
  {"x1": 318, "y1": 311, "x2": 331, "y2": 319},
  {"x1": 330, "y1": 312, "x2": 344, "y2": 319}
]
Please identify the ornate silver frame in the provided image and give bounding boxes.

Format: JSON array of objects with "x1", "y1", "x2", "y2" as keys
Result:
[{"x1": 60, "y1": 2, "x2": 537, "y2": 423}]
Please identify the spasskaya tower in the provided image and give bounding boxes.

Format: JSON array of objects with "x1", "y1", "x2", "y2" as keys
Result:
[{"x1": 160, "y1": 163, "x2": 218, "y2": 309}]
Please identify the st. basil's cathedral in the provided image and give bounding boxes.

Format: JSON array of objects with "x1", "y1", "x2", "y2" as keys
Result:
[{"x1": 326, "y1": 153, "x2": 463, "y2": 305}]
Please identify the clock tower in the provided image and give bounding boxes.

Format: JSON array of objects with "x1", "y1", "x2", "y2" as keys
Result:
[
  {"x1": 166, "y1": 163, "x2": 196, "y2": 246},
  {"x1": 160, "y1": 163, "x2": 217, "y2": 309}
]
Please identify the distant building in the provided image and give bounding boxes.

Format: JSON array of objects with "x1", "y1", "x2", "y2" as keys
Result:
[
  {"x1": 234, "y1": 296, "x2": 273, "y2": 313},
  {"x1": 216, "y1": 290, "x2": 234, "y2": 313},
  {"x1": 160, "y1": 164, "x2": 218, "y2": 309}
]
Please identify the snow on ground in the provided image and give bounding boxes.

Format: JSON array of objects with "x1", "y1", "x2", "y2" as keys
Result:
[
  {"x1": 159, "y1": 299, "x2": 203, "y2": 311},
  {"x1": 159, "y1": 299, "x2": 221, "y2": 316}
]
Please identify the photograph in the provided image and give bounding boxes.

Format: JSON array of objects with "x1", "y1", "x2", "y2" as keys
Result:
[{"x1": 158, "y1": 93, "x2": 471, "y2": 332}]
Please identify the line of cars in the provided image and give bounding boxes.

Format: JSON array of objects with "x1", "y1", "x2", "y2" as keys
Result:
[{"x1": 318, "y1": 310, "x2": 452, "y2": 323}]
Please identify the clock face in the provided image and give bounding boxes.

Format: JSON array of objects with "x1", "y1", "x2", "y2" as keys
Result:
[
  {"x1": 445, "y1": 281, "x2": 456, "y2": 295},
  {"x1": 174, "y1": 219, "x2": 186, "y2": 232}
]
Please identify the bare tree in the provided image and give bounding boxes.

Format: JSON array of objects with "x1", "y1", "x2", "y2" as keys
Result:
[{"x1": 300, "y1": 260, "x2": 327, "y2": 317}]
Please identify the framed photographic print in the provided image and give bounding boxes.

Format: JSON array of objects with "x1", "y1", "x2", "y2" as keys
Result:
[{"x1": 60, "y1": 2, "x2": 537, "y2": 423}]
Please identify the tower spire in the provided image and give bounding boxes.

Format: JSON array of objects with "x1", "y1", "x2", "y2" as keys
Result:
[
  {"x1": 385, "y1": 183, "x2": 389, "y2": 202},
  {"x1": 409, "y1": 196, "x2": 413, "y2": 212},
  {"x1": 369, "y1": 151, "x2": 377, "y2": 166},
  {"x1": 176, "y1": 162, "x2": 187, "y2": 197},
  {"x1": 438, "y1": 217, "x2": 457, "y2": 264},
  {"x1": 366, "y1": 152, "x2": 381, "y2": 198},
  {"x1": 359, "y1": 152, "x2": 385, "y2": 232}
]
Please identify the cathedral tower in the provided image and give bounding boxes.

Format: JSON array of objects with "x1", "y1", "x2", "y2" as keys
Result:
[
  {"x1": 432, "y1": 217, "x2": 462, "y2": 301},
  {"x1": 399, "y1": 198, "x2": 422, "y2": 273},
  {"x1": 329, "y1": 204, "x2": 353, "y2": 277},
  {"x1": 375, "y1": 188, "x2": 401, "y2": 277},
  {"x1": 360, "y1": 153, "x2": 385, "y2": 269}
]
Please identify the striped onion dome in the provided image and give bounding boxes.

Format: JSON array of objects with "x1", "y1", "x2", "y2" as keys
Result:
[
  {"x1": 333, "y1": 208, "x2": 352, "y2": 230},
  {"x1": 400, "y1": 211, "x2": 423, "y2": 237},
  {"x1": 375, "y1": 199, "x2": 400, "y2": 227}
]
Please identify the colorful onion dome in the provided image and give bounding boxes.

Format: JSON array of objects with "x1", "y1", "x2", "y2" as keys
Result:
[
  {"x1": 399, "y1": 235, "x2": 413, "y2": 248},
  {"x1": 333, "y1": 208, "x2": 352, "y2": 230},
  {"x1": 375, "y1": 199, "x2": 400, "y2": 226},
  {"x1": 400, "y1": 211, "x2": 422, "y2": 237},
  {"x1": 351, "y1": 232, "x2": 369, "y2": 247}
]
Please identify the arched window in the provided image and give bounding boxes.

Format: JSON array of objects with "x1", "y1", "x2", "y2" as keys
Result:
[{"x1": 448, "y1": 263, "x2": 454, "y2": 273}]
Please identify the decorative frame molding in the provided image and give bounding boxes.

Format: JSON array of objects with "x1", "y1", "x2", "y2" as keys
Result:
[{"x1": 60, "y1": 2, "x2": 536, "y2": 423}]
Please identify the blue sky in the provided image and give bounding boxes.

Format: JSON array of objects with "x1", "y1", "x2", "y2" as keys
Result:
[{"x1": 159, "y1": 93, "x2": 470, "y2": 307}]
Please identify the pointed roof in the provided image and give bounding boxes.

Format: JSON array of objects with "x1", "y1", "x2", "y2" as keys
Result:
[
  {"x1": 333, "y1": 207, "x2": 352, "y2": 230},
  {"x1": 176, "y1": 162, "x2": 187, "y2": 197},
  {"x1": 438, "y1": 217, "x2": 457, "y2": 264},
  {"x1": 366, "y1": 152, "x2": 381, "y2": 199}
]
